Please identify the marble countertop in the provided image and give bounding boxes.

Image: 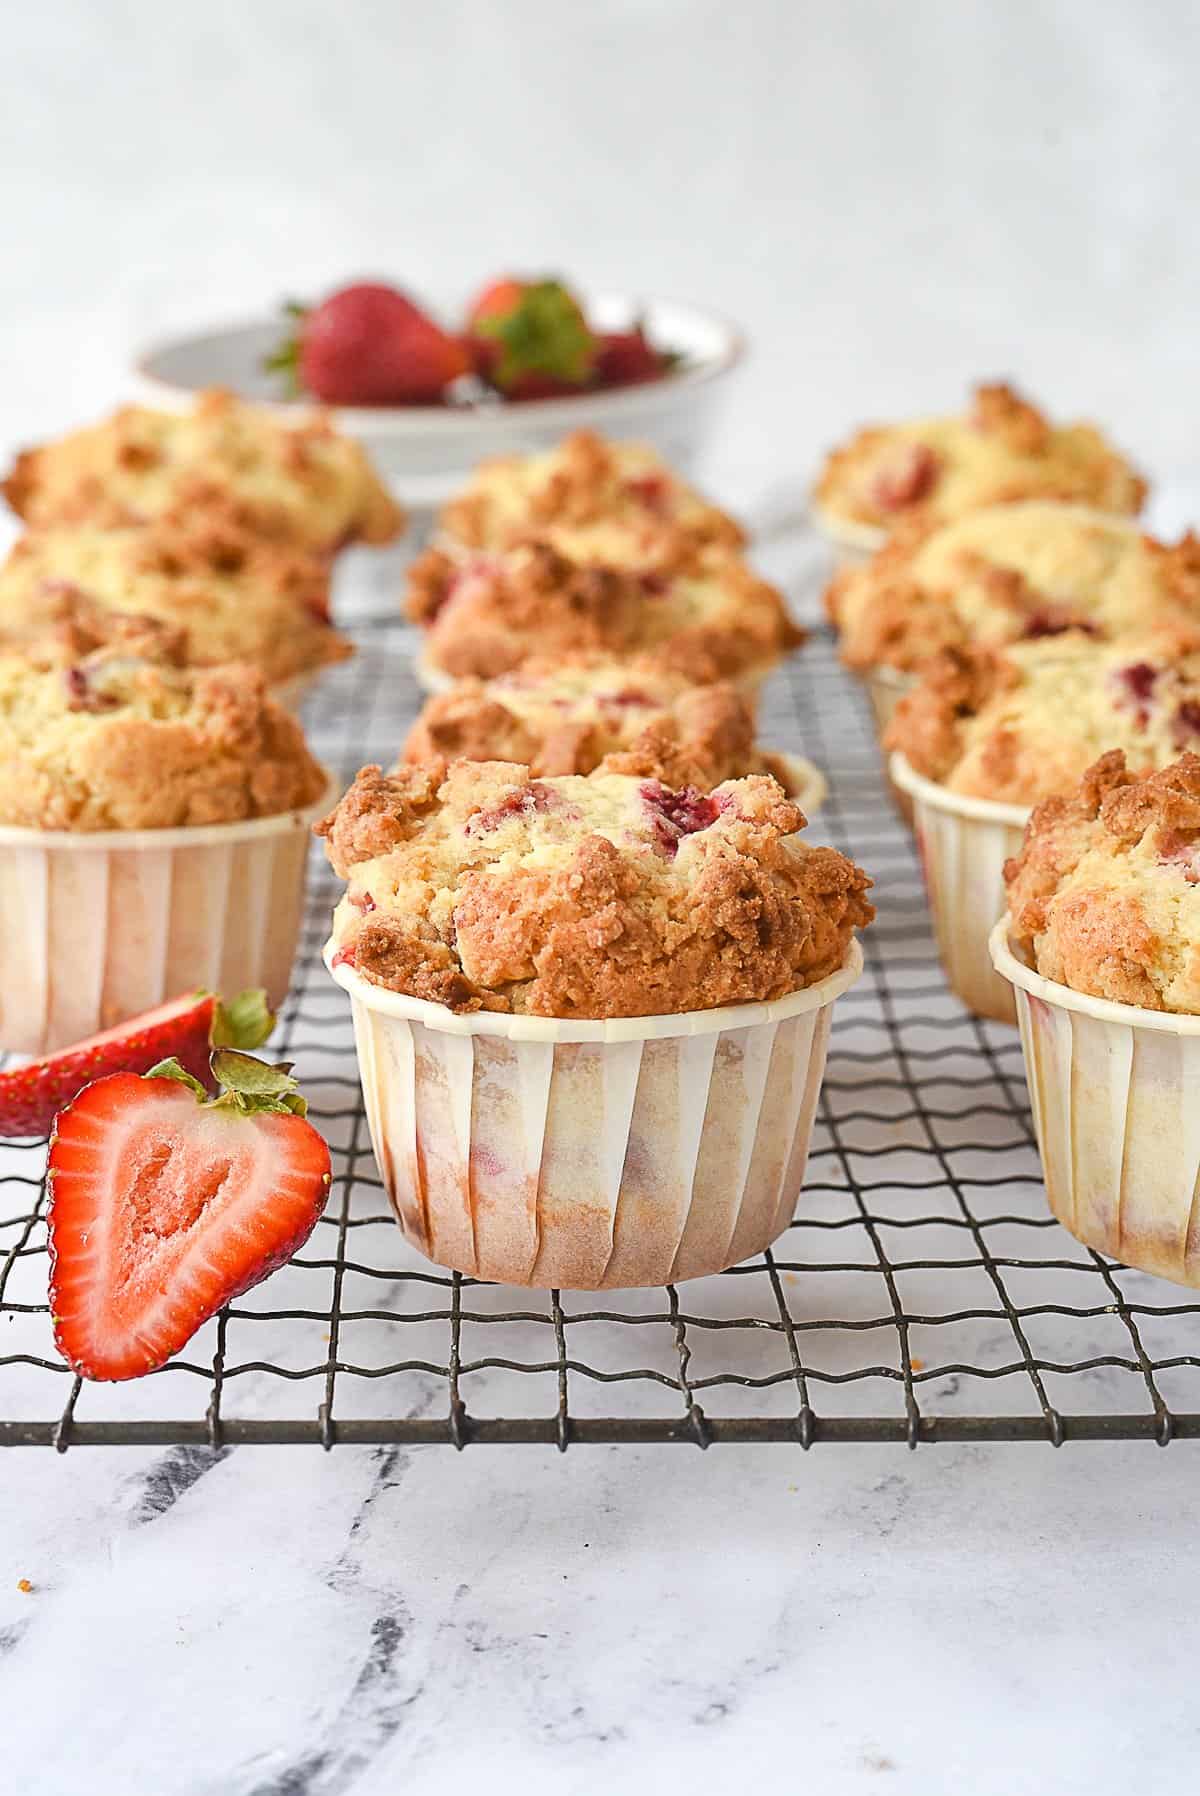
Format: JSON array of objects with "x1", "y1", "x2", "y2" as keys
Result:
[{"x1": 3, "y1": 1436, "x2": 1196, "y2": 1795}]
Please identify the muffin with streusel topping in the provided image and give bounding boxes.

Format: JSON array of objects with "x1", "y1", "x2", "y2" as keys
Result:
[
  {"x1": 887, "y1": 628, "x2": 1200, "y2": 806},
  {"x1": 829, "y1": 503, "x2": 1200, "y2": 677},
  {"x1": 1003, "y1": 751, "x2": 1200, "y2": 1014},
  {"x1": 439, "y1": 429, "x2": 745, "y2": 565},
  {"x1": 401, "y1": 656, "x2": 824, "y2": 807},
  {"x1": 814, "y1": 382, "x2": 1145, "y2": 551},
  {"x1": 320, "y1": 757, "x2": 872, "y2": 1285},
  {"x1": 0, "y1": 637, "x2": 331, "y2": 1054},
  {"x1": 3, "y1": 388, "x2": 403, "y2": 552},
  {"x1": 992, "y1": 752, "x2": 1200, "y2": 1286},
  {"x1": 406, "y1": 538, "x2": 802, "y2": 689},
  {"x1": 321, "y1": 757, "x2": 867, "y2": 1017},
  {"x1": 0, "y1": 512, "x2": 352, "y2": 696}
]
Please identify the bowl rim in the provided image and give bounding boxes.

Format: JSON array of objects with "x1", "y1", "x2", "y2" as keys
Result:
[
  {"x1": 323, "y1": 934, "x2": 864, "y2": 1043},
  {"x1": 888, "y1": 751, "x2": 1032, "y2": 828},
  {"x1": 131, "y1": 292, "x2": 748, "y2": 437},
  {"x1": 988, "y1": 918, "x2": 1200, "y2": 1036},
  {"x1": 0, "y1": 767, "x2": 339, "y2": 851}
]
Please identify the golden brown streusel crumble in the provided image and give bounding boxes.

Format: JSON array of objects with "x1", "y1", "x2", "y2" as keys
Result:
[
  {"x1": 318, "y1": 758, "x2": 872, "y2": 1018},
  {"x1": 0, "y1": 644, "x2": 328, "y2": 831},
  {"x1": 814, "y1": 382, "x2": 1146, "y2": 535},
  {"x1": 3, "y1": 389, "x2": 404, "y2": 551},
  {"x1": 1004, "y1": 750, "x2": 1200, "y2": 1012}
]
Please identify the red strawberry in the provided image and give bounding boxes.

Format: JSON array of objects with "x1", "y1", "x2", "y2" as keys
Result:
[
  {"x1": 466, "y1": 277, "x2": 597, "y2": 398},
  {"x1": 48, "y1": 1051, "x2": 331, "y2": 1381},
  {"x1": 595, "y1": 325, "x2": 670, "y2": 388},
  {"x1": 0, "y1": 989, "x2": 273, "y2": 1139},
  {"x1": 266, "y1": 282, "x2": 469, "y2": 406}
]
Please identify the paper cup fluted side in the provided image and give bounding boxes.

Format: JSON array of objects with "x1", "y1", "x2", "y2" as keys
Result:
[{"x1": 340, "y1": 951, "x2": 859, "y2": 1289}]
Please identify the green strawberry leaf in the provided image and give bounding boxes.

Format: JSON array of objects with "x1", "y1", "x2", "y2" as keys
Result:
[
  {"x1": 209, "y1": 1049, "x2": 309, "y2": 1118},
  {"x1": 144, "y1": 1057, "x2": 208, "y2": 1099},
  {"x1": 211, "y1": 989, "x2": 275, "y2": 1053},
  {"x1": 477, "y1": 280, "x2": 595, "y2": 386}
]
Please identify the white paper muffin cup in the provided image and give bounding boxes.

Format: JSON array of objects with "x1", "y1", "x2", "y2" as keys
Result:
[
  {"x1": 861, "y1": 665, "x2": 917, "y2": 822},
  {"x1": 990, "y1": 920, "x2": 1200, "y2": 1287},
  {"x1": 0, "y1": 772, "x2": 337, "y2": 1056},
  {"x1": 890, "y1": 753, "x2": 1028, "y2": 1024},
  {"x1": 810, "y1": 500, "x2": 887, "y2": 571},
  {"x1": 771, "y1": 752, "x2": 827, "y2": 819},
  {"x1": 325, "y1": 938, "x2": 863, "y2": 1288}
]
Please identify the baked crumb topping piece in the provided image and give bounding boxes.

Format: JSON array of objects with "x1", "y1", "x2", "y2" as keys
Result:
[
  {"x1": 827, "y1": 502, "x2": 1200, "y2": 675},
  {"x1": 3, "y1": 389, "x2": 404, "y2": 552},
  {"x1": 406, "y1": 538, "x2": 803, "y2": 685},
  {"x1": 401, "y1": 656, "x2": 804, "y2": 792},
  {"x1": 1004, "y1": 750, "x2": 1200, "y2": 1012},
  {"x1": 0, "y1": 511, "x2": 352, "y2": 686},
  {"x1": 886, "y1": 627, "x2": 1200, "y2": 805},
  {"x1": 814, "y1": 381, "x2": 1146, "y2": 534},
  {"x1": 0, "y1": 640, "x2": 327, "y2": 831},
  {"x1": 439, "y1": 429, "x2": 745, "y2": 564},
  {"x1": 318, "y1": 759, "x2": 872, "y2": 1018}
]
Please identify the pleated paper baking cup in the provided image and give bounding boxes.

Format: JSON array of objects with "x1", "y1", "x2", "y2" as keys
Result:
[
  {"x1": 325, "y1": 939, "x2": 863, "y2": 1288},
  {"x1": 771, "y1": 752, "x2": 827, "y2": 819},
  {"x1": 809, "y1": 500, "x2": 887, "y2": 571},
  {"x1": 0, "y1": 773, "x2": 336, "y2": 1056},
  {"x1": 890, "y1": 753, "x2": 1028, "y2": 1024},
  {"x1": 990, "y1": 921, "x2": 1200, "y2": 1287},
  {"x1": 863, "y1": 665, "x2": 917, "y2": 822}
]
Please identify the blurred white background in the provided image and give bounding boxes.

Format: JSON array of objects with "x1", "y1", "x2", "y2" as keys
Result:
[{"x1": 1, "y1": 0, "x2": 1196, "y2": 508}]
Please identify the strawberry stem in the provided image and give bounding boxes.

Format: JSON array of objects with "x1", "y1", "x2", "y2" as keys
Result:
[{"x1": 144, "y1": 1051, "x2": 309, "y2": 1117}]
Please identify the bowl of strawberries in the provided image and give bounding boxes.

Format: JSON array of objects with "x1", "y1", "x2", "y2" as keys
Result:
[{"x1": 131, "y1": 274, "x2": 744, "y2": 510}]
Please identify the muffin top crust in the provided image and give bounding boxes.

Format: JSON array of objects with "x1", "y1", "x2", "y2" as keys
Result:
[
  {"x1": 2, "y1": 389, "x2": 404, "y2": 552},
  {"x1": 887, "y1": 629, "x2": 1200, "y2": 805},
  {"x1": 406, "y1": 539, "x2": 803, "y2": 685},
  {"x1": 0, "y1": 643, "x2": 327, "y2": 831},
  {"x1": 402, "y1": 656, "x2": 810, "y2": 795},
  {"x1": 814, "y1": 382, "x2": 1146, "y2": 537},
  {"x1": 439, "y1": 429, "x2": 745, "y2": 566},
  {"x1": 0, "y1": 513, "x2": 352, "y2": 686},
  {"x1": 829, "y1": 502, "x2": 1200, "y2": 675},
  {"x1": 319, "y1": 757, "x2": 872, "y2": 1017},
  {"x1": 1005, "y1": 751, "x2": 1200, "y2": 1013}
]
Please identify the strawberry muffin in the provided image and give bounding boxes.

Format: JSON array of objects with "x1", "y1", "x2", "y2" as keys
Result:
[
  {"x1": 993, "y1": 752, "x2": 1200, "y2": 1286},
  {"x1": 829, "y1": 503, "x2": 1200, "y2": 677},
  {"x1": 406, "y1": 538, "x2": 802, "y2": 688},
  {"x1": 320, "y1": 758, "x2": 869, "y2": 1018},
  {"x1": 438, "y1": 429, "x2": 745, "y2": 564},
  {"x1": 814, "y1": 382, "x2": 1145, "y2": 549},
  {"x1": 0, "y1": 512, "x2": 352, "y2": 695},
  {"x1": 401, "y1": 657, "x2": 824, "y2": 806},
  {"x1": 0, "y1": 636, "x2": 331, "y2": 1054},
  {"x1": 320, "y1": 758, "x2": 871, "y2": 1286},
  {"x1": 3, "y1": 388, "x2": 404, "y2": 552},
  {"x1": 0, "y1": 642, "x2": 326, "y2": 830},
  {"x1": 1004, "y1": 751, "x2": 1200, "y2": 1014},
  {"x1": 887, "y1": 628, "x2": 1200, "y2": 806}
]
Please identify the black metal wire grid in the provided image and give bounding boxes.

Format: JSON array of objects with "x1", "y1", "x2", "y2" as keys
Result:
[{"x1": 4, "y1": 611, "x2": 1200, "y2": 1452}]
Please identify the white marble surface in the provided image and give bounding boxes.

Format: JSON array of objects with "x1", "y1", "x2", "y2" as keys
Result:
[{"x1": 4, "y1": 6, "x2": 1200, "y2": 1790}]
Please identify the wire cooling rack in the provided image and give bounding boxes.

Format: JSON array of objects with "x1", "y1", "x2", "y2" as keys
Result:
[{"x1": 4, "y1": 586, "x2": 1200, "y2": 1450}]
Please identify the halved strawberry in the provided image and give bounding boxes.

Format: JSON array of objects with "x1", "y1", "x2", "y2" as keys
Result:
[
  {"x1": 466, "y1": 276, "x2": 597, "y2": 397},
  {"x1": 595, "y1": 325, "x2": 671, "y2": 388},
  {"x1": 0, "y1": 989, "x2": 273, "y2": 1139},
  {"x1": 48, "y1": 1051, "x2": 330, "y2": 1381}
]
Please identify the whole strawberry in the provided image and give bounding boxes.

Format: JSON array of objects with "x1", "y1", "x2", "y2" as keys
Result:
[
  {"x1": 466, "y1": 277, "x2": 597, "y2": 399},
  {"x1": 48, "y1": 1049, "x2": 331, "y2": 1381},
  {"x1": 595, "y1": 323, "x2": 673, "y2": 389},
  {"x1": 266, "y1": 281, "x2": 469, "y2": 406}
]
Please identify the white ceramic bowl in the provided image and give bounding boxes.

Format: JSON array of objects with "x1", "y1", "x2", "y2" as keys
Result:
[{"x1": 130, "y1": 295, "x2": 745, "y2": 513}]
